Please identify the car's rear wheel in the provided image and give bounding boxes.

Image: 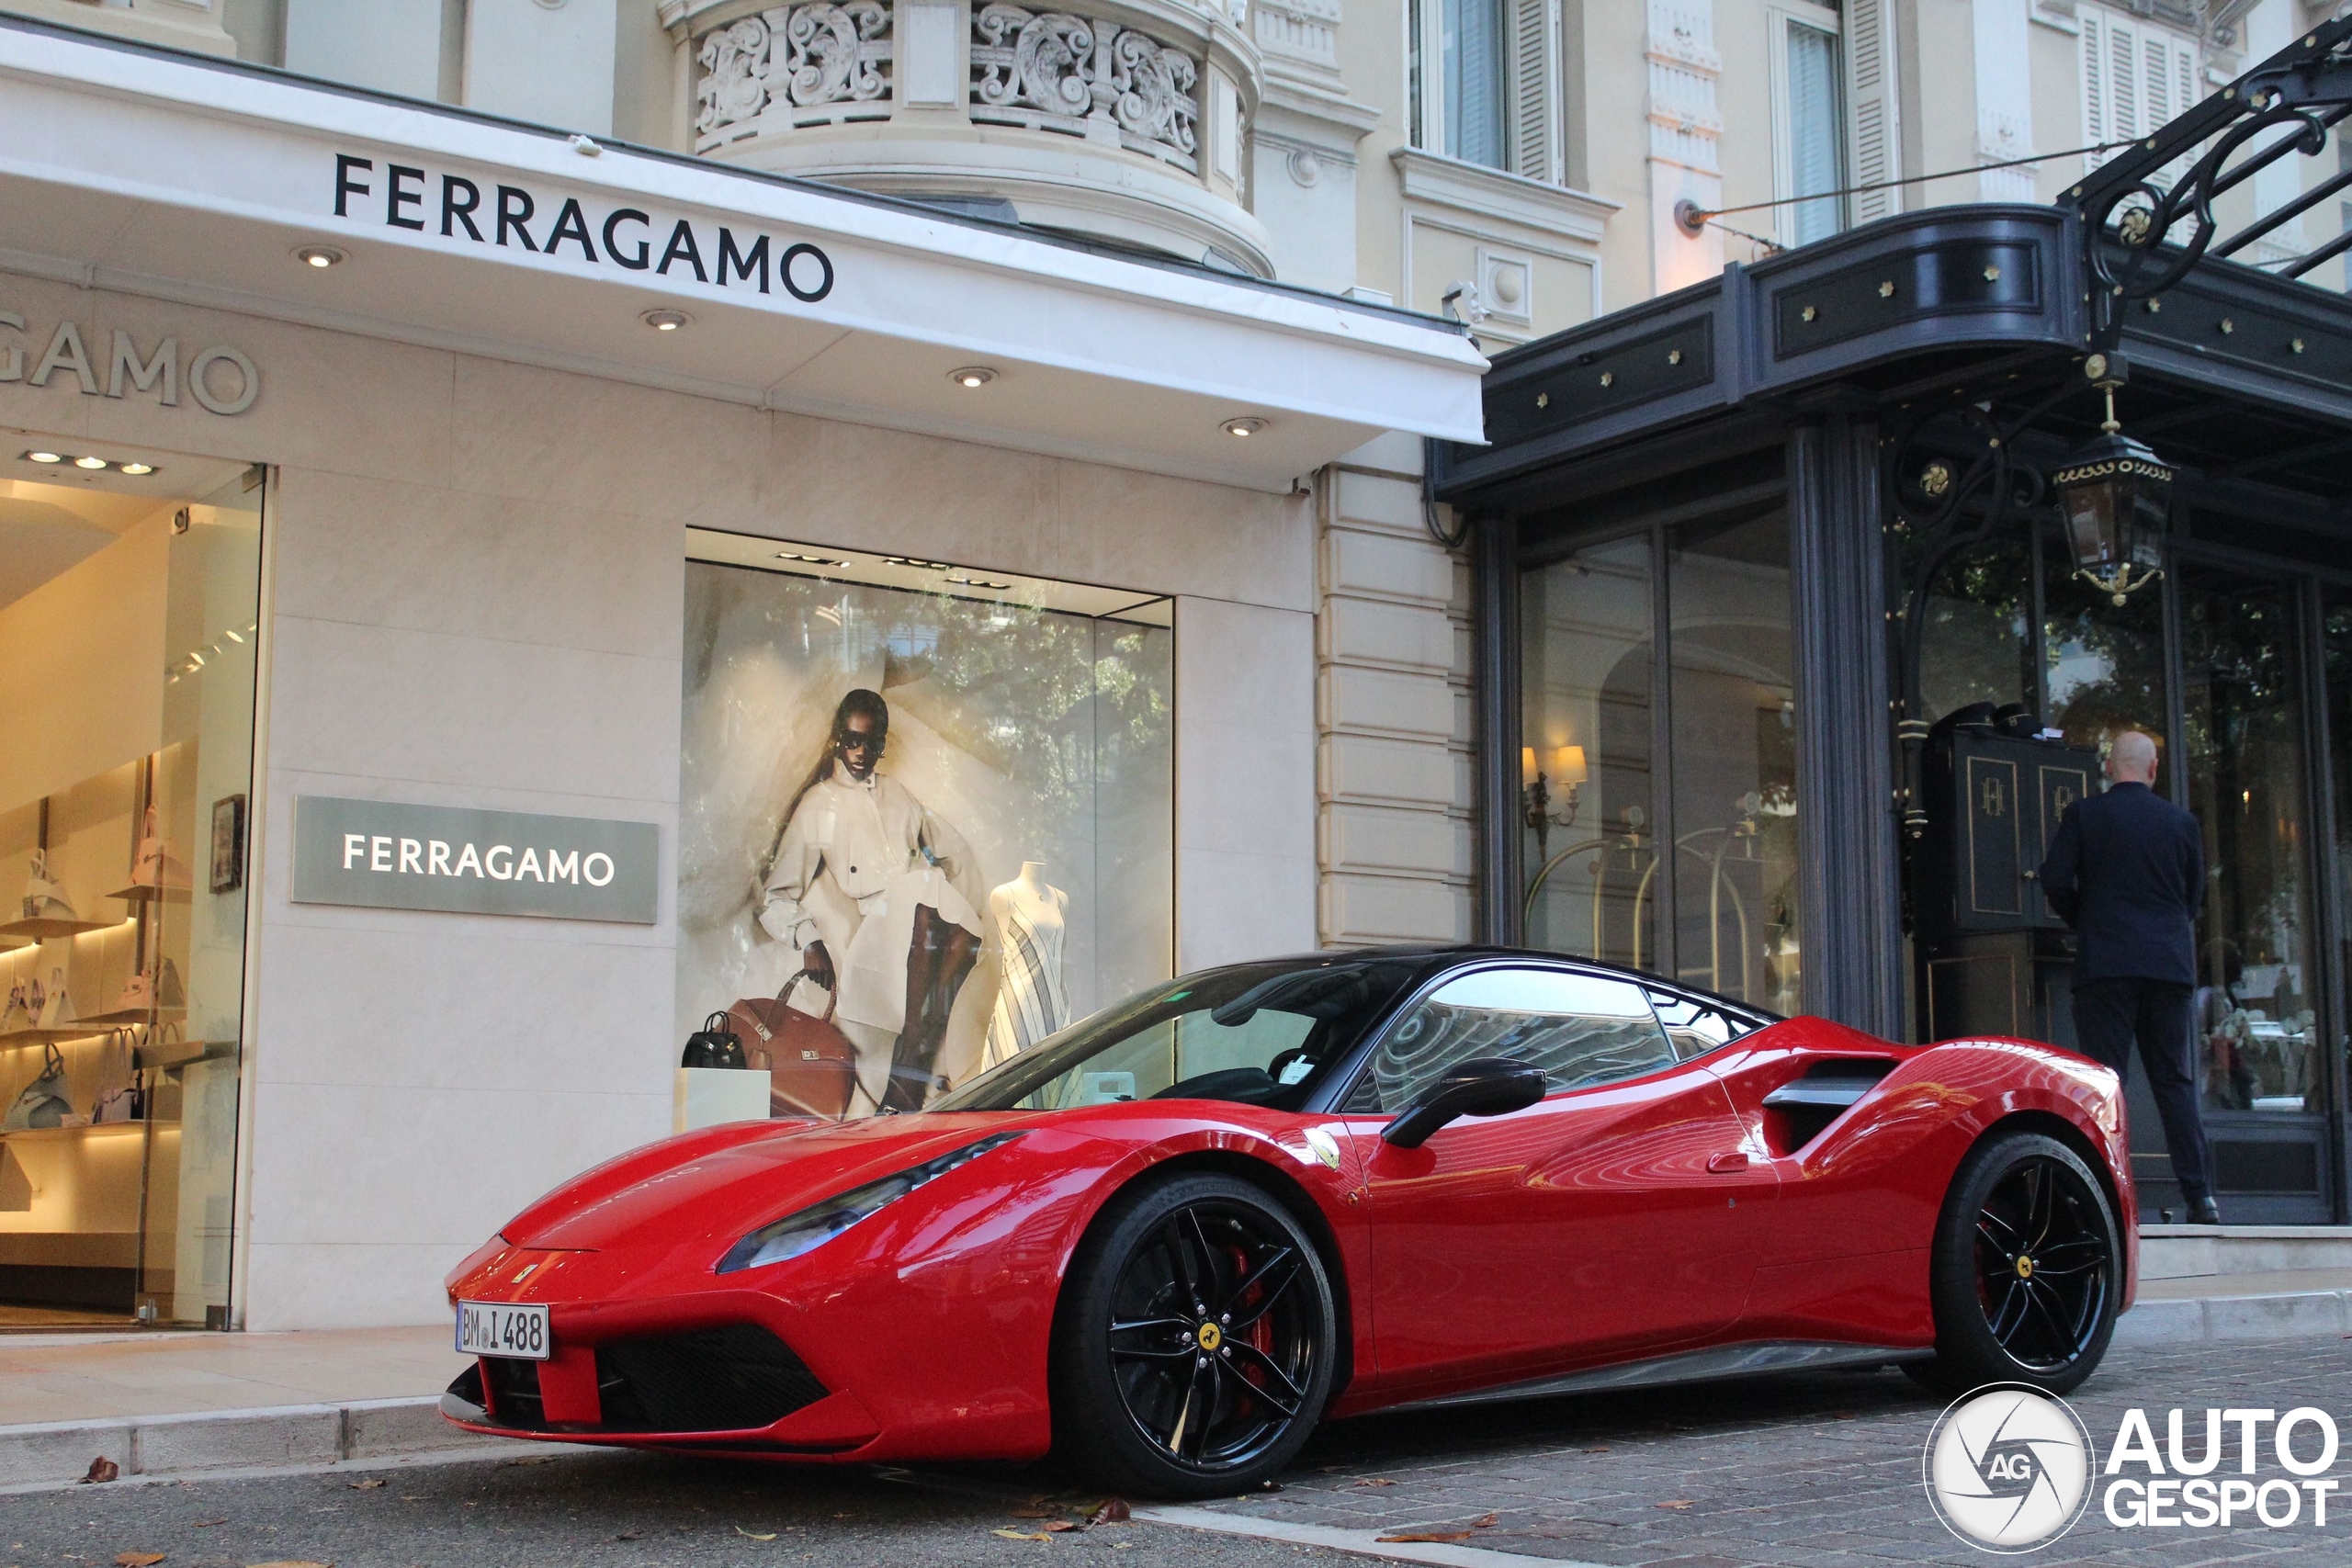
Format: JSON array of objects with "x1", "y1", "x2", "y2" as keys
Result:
[
  {"x1": 1054, "y1": 1172, "x2": 1336, "y2": 1498},
  {"x1": 1908, "y1": 1131, "x2": 2120, "y2": 1398}
]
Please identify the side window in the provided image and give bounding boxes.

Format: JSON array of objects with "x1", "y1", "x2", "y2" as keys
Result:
[
  {"x1": 1645, "y1": 989, "x2": 1763, "y2": 1062},
  {"x1": 1344, "y1": 968, "x2": 1677, "y2": 1113}
]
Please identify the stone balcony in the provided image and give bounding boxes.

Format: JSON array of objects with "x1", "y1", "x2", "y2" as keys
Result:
[{"x1": 662, "y1": 0, "x2": 1272, "y2": 276}]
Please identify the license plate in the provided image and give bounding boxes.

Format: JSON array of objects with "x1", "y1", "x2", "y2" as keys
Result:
[{"x1": 457, "y1": 1300, "x2": 550, "y2": 1360}]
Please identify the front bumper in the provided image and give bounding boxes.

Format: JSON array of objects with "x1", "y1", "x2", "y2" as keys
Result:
[
  {"x1": 441, "y1": 1320, "x2": 887, "y2": 1455},
  {"x1": 438, "y1": 1243, "x2": 1057, "y2": 1462}
]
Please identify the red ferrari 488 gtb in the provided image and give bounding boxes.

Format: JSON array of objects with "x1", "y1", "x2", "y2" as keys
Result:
[{"x1": 443, "y1": 946, "x2": 2134, "y2": 1496}]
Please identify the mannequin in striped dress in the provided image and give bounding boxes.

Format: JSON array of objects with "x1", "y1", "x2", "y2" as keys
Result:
[{"x1": 984, "y1": 863, "x2": 1070, "y2": 1067}]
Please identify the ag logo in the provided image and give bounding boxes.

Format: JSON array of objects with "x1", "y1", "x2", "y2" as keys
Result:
[{"x1": 1922, "y1": 1384, "x2": 2095, "y2": 1552}]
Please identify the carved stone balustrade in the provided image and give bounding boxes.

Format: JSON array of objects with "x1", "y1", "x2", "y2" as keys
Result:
[{"x1": 661, "y1": 0, "x2": 1271, "y2": 276}]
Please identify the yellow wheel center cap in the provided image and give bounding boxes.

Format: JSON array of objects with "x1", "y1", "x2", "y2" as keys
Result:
[
  {"x1": 1196, "y1": 1322, "x2": 1223, "y2": 1351},
  {"x1": 2016, "y1": 1257, "x2": 2034, "y2": 1280}
]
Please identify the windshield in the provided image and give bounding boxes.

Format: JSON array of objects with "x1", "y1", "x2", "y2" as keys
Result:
[{"x1": 933, "y1": 955, "x2": 1426, "y2": 1113}]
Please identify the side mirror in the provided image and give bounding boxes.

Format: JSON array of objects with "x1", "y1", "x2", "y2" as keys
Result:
[{"x1": 1380, "y1": 1057, "x2": 1547, "y2": 1148}]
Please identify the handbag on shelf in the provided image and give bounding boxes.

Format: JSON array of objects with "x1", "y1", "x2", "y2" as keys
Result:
[
  {"x1": 36, "y1": 968, "x2": 72, "y2": 1029},
  {"x1": 91, "y1": 1029, "x2": 143, "y2": 1125},
  {"x1": 22, "y1": 850, "x2": 75, "y2": 922},
  {"x1": 681, "y1": 1011, "x2": 749, "y2": 1070},
  {"x1": 130, "y1": 806, "x2": 189, "y2": 889},
  {"x1": 113, "y1": 967, "x2": 155, "y2": 1015},
  {"x1": 157, "y1": 957, "x2": 184, "y2": 1010},
  {"x1": 4, "y1": 1043, "x2": 74, "y2": 1131},
  {"x1": 725, "y1": 974, "x2": 857, "y2": 1121},
  {"x1": 0, "y1": 982, "x2": 31, "y2": 1033}
]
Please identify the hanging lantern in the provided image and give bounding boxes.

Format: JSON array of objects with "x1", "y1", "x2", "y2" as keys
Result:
[{"x1": 2052, "y1": 355, "x2": 2170, "y2": 606}]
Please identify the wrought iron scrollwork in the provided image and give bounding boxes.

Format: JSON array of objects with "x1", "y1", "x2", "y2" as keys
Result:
[
  {"x1": 1882, "y1": 378, "x2": 2084, "y2": 846},
  {"x1": 2071, "y1": 15, "x2": 2352, "y2": 350}
]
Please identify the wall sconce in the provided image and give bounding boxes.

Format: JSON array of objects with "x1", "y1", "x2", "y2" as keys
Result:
[{"x1": 1522, "y1": 744, "x2": 1587, "y2": 859}]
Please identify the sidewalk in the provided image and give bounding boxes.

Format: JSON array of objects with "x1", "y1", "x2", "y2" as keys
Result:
[
  {"x1": 7, "y1": 1254, "x2": 2352, "y2": 1492},
  {"x1": 0, "y1": 1325, "x2": 503, "y2": 1493}
]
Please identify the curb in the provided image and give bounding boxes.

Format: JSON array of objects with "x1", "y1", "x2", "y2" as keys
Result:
[
  {"x1": 0, "y1": 1395, "x2": 549, "y2": 1493},
  {"x1": 2115, "y1": 1288, "x2": 2352, "y2": 1348}
]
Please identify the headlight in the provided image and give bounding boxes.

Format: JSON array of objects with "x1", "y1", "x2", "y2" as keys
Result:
[{"x1": 715, "y1": 1132, "x2": 1026, "y2": 1274}]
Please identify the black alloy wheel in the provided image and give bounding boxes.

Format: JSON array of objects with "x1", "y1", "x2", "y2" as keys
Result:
[
  {"x1": 1912, "y1": 1131, "x2": 2120, "y2": 1397},
  {"x1": 1054, "y1": 1172, "x2": 1337, "y2": 1497}
]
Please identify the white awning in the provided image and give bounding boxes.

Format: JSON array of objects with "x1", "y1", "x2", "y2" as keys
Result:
[{"x1": 0, "y1": 18, "x2": 1487, "y2": 491}]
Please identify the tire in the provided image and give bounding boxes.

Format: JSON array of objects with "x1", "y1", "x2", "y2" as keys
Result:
[
  {"x1": 1907, "y1": 1131, "x2": 2120, "y2": 1399},
  {"x1": 1052, "y1": 1172, "x2": 1338, "y2": 1499}
]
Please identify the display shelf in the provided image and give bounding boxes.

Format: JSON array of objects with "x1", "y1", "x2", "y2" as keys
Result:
[
  {"x1": 135, "y1": 1037, "x2": 229, "y2": 1073},
  {"x1": 0, "y1": 916, "x2": 117, "y2": 940},
  {"x1": 107, "y1": 882, "x2": 192, "y2": 905},
  {"x1": 0, "y1": 1119, "x2": 178, "y2": 1143},
  {"x1": 0, "y1": 1024, "x2": 114, "y2": 1047},
  {"x1": 75, "y1": 1006, "x2": 187, "y2": 1028}
]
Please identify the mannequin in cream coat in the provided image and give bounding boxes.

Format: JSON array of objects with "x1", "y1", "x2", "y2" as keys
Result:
[{"x1": 759, "y1": 690, "x2": 984, "y2": 1110}]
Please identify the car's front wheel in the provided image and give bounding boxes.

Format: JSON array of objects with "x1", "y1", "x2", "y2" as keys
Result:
[
  {"x1": 1908, "y1": 1130, "x2": 2120, "y2": 1397},
  {"x1": 1054, "y1": 1172, "x2": 1337, "y2": 1498}
]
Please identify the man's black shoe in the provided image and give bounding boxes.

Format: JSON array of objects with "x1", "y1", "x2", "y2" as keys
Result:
[{"x1": 2189, "y1": 1196, "x2": 2223, "y2": 1225}]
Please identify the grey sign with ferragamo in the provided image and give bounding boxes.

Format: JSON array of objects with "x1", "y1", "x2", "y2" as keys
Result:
[{"x1": 291, "y1": 796, "x2": 658, "y2": 923}]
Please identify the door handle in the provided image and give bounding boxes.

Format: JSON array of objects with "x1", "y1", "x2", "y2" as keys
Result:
[{"x1": 1707, "y1": 1152, "x2": 1749, "y2": 1173}]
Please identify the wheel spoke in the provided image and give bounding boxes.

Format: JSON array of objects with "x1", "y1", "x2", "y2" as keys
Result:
[
  {"x1": 1225, "y1": 1247, "x2": 1303, "y2": 1328},
  {"x1": 1977, "y1": 1206, "x2": 2023, "y2": 1247},
  {"x1": 2026, "y1": 1164, "x2": 2056, "y2": 1250},
  {"x1": 1974, "y1": 1218, "x2": 2016, "y2": 1260},
  {"x1": 1184, "y1": 1208, "x2": 1223, "y2": 1307},
  {"x1": 1180, "y1": 1360, "x2": 1221, "y2": 1461},
  {"x1": 1112, "y1": 1315, "x2": 1196, "y2": 1339},
  {"x1": 1162, "y1": 1219, "x2": 1204, "y2": 1315},
  {"x1": 1986, "y1": 1278, "x2": 2029, "y2": 1345},
  {"x1": 1226, "y1": 1341, "x2": 1306, "y2": 1417},
  {"x1": 2022, "y1": 1280, "x2": 2078, "y2": 1357}
]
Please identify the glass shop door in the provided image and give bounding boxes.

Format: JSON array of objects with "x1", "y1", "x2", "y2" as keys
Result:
[{"x1": 2166, "y1": 562, "x2": 2332, "y2": 1224}]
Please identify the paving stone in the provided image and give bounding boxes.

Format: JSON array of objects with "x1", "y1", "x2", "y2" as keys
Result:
[{"x1": 1193, "y1": 1342, "x2": 2352, "y2": 1564}]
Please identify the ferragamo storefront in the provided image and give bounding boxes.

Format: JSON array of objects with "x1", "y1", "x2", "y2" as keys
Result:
[{"x1": 0, "y1": 17, "x2": 1483, "y2": 1329}]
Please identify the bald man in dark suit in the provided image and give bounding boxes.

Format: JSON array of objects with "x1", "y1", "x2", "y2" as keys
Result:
[{"x1": 2039, "y1": 730, "x2": 2217, "y2": 1224}]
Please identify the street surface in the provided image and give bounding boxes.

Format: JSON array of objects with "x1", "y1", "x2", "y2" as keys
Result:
[{"x1": 6, "y1": 1340, "x2": 2349, "y2": 1566}]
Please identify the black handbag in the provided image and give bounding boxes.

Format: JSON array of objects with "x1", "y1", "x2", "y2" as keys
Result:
[{"x1": 681, "y1": 1011, "x2": 749, "y2": 1070}]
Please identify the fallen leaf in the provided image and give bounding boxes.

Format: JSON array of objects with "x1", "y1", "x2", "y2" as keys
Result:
[
  {"x1": 1090, "y1": 1498, "x2": 1132, "y2": 1524},
  {"x1": 1832, "y1": 1411, "x2": 1857, "y2": 1421},
  {"x1": 1582, "y1": 1446, "x2": 1610, "y2": 1454},
  {"x1": 992, "y1": 1529, "x2": 1051, "y2": 1541},
  {"x1": 347, "y1": 1480, "x2": 387, "y2": 1491},
  {"x1": 1470, "y1": 1514, "x2": 1498, "y2": 1529},
  {"x1": 191, "y1": 1522, "x2": 226, "y2": 1529},
  {"x1": 82, "y1": 1458, "x2": 119, "y2": 1484},
  {"x1": 1009, "y1": 1508, "x2": 1055, "y2": 1518},
  {"x1": 1352, "y1": 1478, "x2": 1396, "y2": 1488},
  {"x1": 1376, "y1": 1531, "x2": 1472, "y2": 1544},
  {"x1": 1656, "y1": 1500, "x2": 1696, "y2": 1511},
  {"x1": 734, "y1": 1527, "x2": 778, "y2": 1540},
  {"x1": 1044, "y1": 1521, "x2": 1081, "y2": 1533},
  {"x1": 613, "y1": 1533, "x2": 640, "y2": 1542},
  {"x1": 115, "y1": 1554, "x2": 165, "y2": 1566}
]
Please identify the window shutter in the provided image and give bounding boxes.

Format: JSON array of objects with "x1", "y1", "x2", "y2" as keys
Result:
[
  {"x1": 1844, "y1": 0, "x2": 1900, "y2": 221},
  {"x1": 2080, "y1": 7, "x2": 2108, "y2": 163},
  {"x1": 1509, "y1": 0, "x2": 1560, "y2": 183}
]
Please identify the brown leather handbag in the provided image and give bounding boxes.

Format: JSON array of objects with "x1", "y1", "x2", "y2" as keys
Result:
[{"x1": 726, "y1": 975, "x2": 858, "y2": 1120}]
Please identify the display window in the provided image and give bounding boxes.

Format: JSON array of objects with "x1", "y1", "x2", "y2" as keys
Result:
[
  {"x1": 0, "y1": 443, "x2": 262, "y2": 1328},
  {"x1": 676, "y1": 531, "x2": 1172, "y2": 1118}
]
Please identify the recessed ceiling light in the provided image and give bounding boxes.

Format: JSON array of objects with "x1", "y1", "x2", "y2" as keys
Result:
[
  {"x1": 119, "y1": 462, "x2": 156, "y2": 476},
  {"x1": 641, "y1": 310, "x2": 690, "y2": 332},
  {"x1": 775, "y1": 550, "x2": 849, "y2": 567},
  {"x1": 1220, "y1": 416, "x2": 1267, "y2": 438},
  {"x1": 24, "y1": 450, "x2": 62, "y2": 464},
  {"x1": 948, "y1": 367, "x2": 998, "y2": 389},
  {"x1": 74, "y1": 456, "x2": 108, "y2": 469},
  {"x1": 295, "y1": 244, "x2": 346, "y2": 268}
]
